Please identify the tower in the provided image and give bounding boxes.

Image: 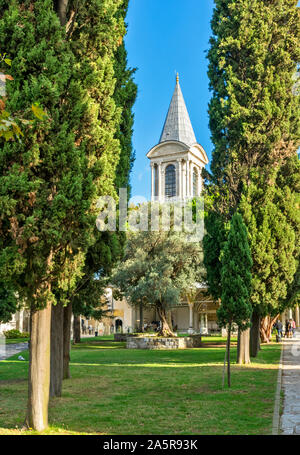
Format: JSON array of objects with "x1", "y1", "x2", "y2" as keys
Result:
[{"x1": 147, "y1": 75, "x2": 208, "y2": 202}]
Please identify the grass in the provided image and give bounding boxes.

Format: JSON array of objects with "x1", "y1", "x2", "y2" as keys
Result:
[
  {"x1": 0, "y1": 335, "x2": 281, "y2": 435},
  {"x1": 1, "y1": 338, "x2": 29, "y2": 345}
]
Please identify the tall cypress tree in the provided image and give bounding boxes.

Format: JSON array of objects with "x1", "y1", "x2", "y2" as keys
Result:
[
  {"x1": 50, "y1": 0, "x2": 136, "y2": 393},
  {"x1": 0, "y1": 0, "x2": 92, "y2": 429},
  {"x1": 218, "y1": 213, "x2": 252, "y2": 386},
  {"x1": 0, "y1": 0, "x2": 126, "y2": 429},
  {"x1": 206, "y1": 0, "x2": 300, "y2": 356}
]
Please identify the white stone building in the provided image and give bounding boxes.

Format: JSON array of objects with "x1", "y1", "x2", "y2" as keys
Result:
[{"x1": 147, "y1": 74, "x2": 208, "y2": 202}]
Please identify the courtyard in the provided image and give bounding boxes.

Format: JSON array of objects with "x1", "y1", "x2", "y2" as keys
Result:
[{"x1": 0, "y1": 336, "x2": 281, "y2": 435}]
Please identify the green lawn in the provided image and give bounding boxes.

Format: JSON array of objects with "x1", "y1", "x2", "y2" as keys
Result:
[
  {"x1": 0, "y1": 336, "x2": 281, "y2": 435},
  {"x1": 1, "y1": 338, "x2": 29, "y2": 345}
]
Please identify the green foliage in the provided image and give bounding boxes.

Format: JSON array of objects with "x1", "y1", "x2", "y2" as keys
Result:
[
  {"x1": 0, "y1": 0, "x2": 94, "y2": 310},
  {"x1": 69, "y1": 0, "x2": 136, "y2": 319},
  {"x1": 206, "y1": 0, "x2": 300, "y2": 321},
  {"x1": 113, "y1": 19, "x2": 137, "y2": 196},
  {"x1": 0, "y1": 281, "x2": 17, "y2": 323},
  {"x1": 203, "y1": 207, "x2": 228, "y2": 301},
  {"x1": 239, "y1": 165, "x2": 300, "y2": 316},
  {"x1": 218, "y1": 213, "x2": 252, "y2": 329},
  {"x1": 208, "y1": 0, "x2": 300, "y2": 186},
  {"x1": 3, "y1": 328, "x2": 29, "y2": 339},
  {"x1": 0, "y1": 0, "x2": 127, "y2": 320},
  {"x1": 112, "y1": 206, "x2": 204, "y2": 313}
]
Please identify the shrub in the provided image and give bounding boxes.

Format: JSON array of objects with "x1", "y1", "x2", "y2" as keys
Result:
[{"x1": 3, "y1": 329, "x2": 29, "y2": 339}]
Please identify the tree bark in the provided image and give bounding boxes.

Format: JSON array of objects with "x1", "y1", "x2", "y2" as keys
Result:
[
  {"x1": 25, "y1": 302, "x2": 51, "y2": 431},
  {"x1": 237, "y1": 327, "x2": 250, "y2": 364},
  {"x1": 50, "y1": 302, "x2": 64, "y2": 397},
  {"x1": 260, "y1": 315, "x2": 279, "y2": 343},
  {"x1": 57, "y1": 0, "x2": 69, "y2": 26},
  {"x1": 250, "y1": 311, "x2": 261, "y2": 357},
  {"x1": 227, "y1": 323, "x2": 232, "y2": 388},
  {"x1": 63, "y1": 303, "x2": 72, "y2": 379},
  {"x1": 73, "y1": 314, "x2": 81, "y2": 344},
  {"x1": 139, "y1": 303, "x2": 144, "y2": 332},
  {"x1": 157, "y1": 306, "x2": 175, "y2": 337}
]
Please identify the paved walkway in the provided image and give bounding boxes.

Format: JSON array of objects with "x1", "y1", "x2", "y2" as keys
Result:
[
  {"x1": 280, "y1": 329, "x2": 300, "y2": 435},
  {"x1": 0, "y1": 342, "x2": 29, "y2": 361}
]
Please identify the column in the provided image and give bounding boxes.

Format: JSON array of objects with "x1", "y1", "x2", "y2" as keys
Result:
[
  {"x1": 295, "y1": 306, "x2": 299, "y2": 328},
  {"x1": 200, "y1": 314, "x2": 204, "y2": 334},
  {"x1": 183, "y1": 161, "x2": 187, "y2": 199},
  {"x1": 161, "y1": 168, "x2": 165, "y2": 201},
  {"x1": 188, "y1": 304, "x2": 194, "y2": 334},
  {"x1": 151, "y1": 163, "x2": 155, "y2": 201},
  {"x1": 19, "y1": 310, "x2": 24, "y2": 333},
  {"x1": 194, "y1": 311, "x2": 199, "y2": 332},
  {"x1": 158, "y1": 162, "x2": 162, "y2": 201},
  {"x1": 186, "y1": 161, "x2": 190, "y2": 198},
  {"x1": 188, "y1": 162, "x2": 192, "y2": 198},
  {"x1": 177, "y1": 159, "x2": 182, "y2": 199},
  {"x1": 197, "y1": 169, "x2": 201, "y2": 196}
]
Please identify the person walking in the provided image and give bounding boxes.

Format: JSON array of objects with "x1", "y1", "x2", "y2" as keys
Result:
[
  {"x1": 285, "y1": 320, "x2": 290, "y2": 338},
  {"x1": 288, "y1": 319, "x2": 293, "y2": 338},
  {"x1": 276, "y1": 320, "x2": 283, "y2": 340},
  {"x1": 292, "y1": 318, "x2": 296, "y2": 337}
]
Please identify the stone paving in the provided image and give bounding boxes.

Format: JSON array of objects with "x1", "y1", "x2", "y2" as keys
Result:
[
  {"x1": 0, "y1": 341, "x2": 29, "y2": 361},
  {"x1": 280, "y1": 329, "x2": 300, "y2": 435}
]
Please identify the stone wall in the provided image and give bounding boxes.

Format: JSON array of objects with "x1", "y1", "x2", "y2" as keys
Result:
[{"x1": 126, "y1": 335, "x2": 202, "y2": 350}]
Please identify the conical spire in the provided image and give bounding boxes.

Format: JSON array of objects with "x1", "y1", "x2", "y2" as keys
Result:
[{"x1": 159, "y1": 75, "x2": 197, "y2": 146}]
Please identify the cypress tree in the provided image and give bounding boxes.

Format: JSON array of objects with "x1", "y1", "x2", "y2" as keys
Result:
[
  {"x1": 69, "y1": 0, "x2": 137, "y2": 324},
  {"x1": 208, "y1": 0, "x2": 299, "y2": 192},
  {"x1": 0, "y1": 0, "x2": 91, "y2": 429},
  {"x1": 0, "y1": 0, "x2": 126, "y2": 429},
  {"x1": 206, "y1": 0, "x2": 300, "y2": 355},
  {"x1": 50, "y1": 0, "x2": 136, "y2": 390},
  {"x1": 218, "y1": 213, "x2": 252, "y2": 386},
  {"x1": 113, "y1": 0, "x2": 137, "y2": 196}
]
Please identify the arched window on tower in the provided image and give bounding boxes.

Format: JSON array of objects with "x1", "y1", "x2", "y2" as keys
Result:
[
  {"x1": 165, "y1": 164, "x2": 176, "y2": 198},
  {"x1": 193, "y1": 167, "x2": 198, "y2": 197}
]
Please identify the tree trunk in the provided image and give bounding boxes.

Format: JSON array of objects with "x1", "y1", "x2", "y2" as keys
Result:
[
  {"x1": 260, "y1": 315, "x2": 279, "y2": 343},
  {"x1": 167, "y1": 310, "x2": 173, "y2": 331},
  {"x1": 222, "y1": 346, "x2": 226, "y2": 389},
  {"x1": 63, "y1": 303, "x2": 72, "y2": 380},
  {"x1": 57, "y1": 0, "x2": 69, "y2": 26},
  {"x1": 250, "y1": 312, "x2": 261, "y2": 357},
  {"x1": 227, "y1": 323, "x2": 231, "y2": 388},
  {"x1": 50, "y1": 302, "x2": 64, "y2": 398},
  {"x1": 237, "y1": 327, "x2": 250, "y2": 364},
  {"x1": 157, "y1": 306, "x2": 175, "y2": 337},
  {"x1": 25, "y1": 302, "x2": 51, "y2": 431},
  {"x1": 73, "y1": 314, "x2": 81, "y2": 344},
  {"x1": 139, "y1": 303, "x2": 144, "y2": 332}
]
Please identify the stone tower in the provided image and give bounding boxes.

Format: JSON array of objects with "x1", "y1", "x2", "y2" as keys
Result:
[{"x1": 147, "y1": 75, "x2": 208, "y2": 202}]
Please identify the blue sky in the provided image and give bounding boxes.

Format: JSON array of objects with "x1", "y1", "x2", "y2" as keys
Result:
[{"x1": 125, "y1": 0, "x2": 215, "y2": 200}]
